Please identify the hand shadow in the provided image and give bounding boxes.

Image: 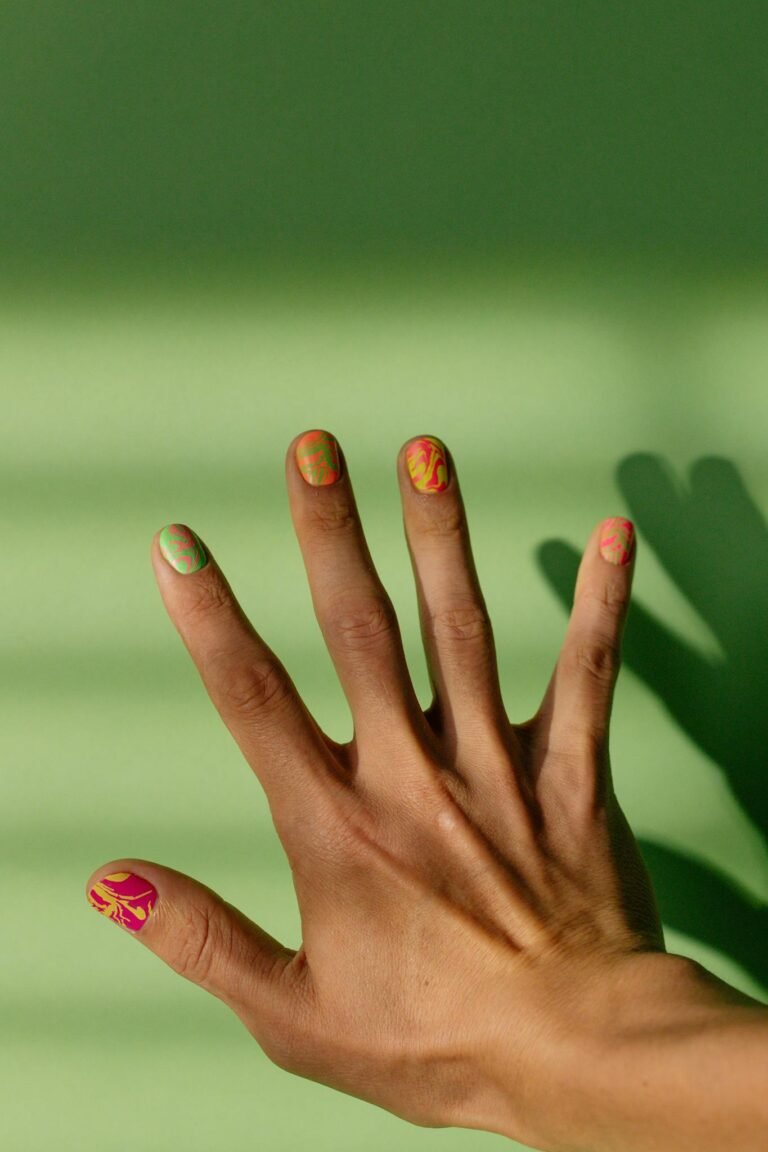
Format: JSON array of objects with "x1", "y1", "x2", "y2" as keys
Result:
[{"x1": 536, "y1": 454, "x2": 768, "y2": 990}]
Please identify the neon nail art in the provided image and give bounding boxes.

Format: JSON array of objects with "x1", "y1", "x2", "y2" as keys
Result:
[
  {"x1": 295, "y1": 430, "x2": 342, "y2": 486},
  {"x1": 599, "y1": 517, "x2": 635, "y2": 566},
  {"x1": 406, "y1": 436, "x2": 449, "y2": 494},
  {"x1": 159, "y1": 523, "x2": 207, "y2": 574},
  {"x1": 88, "y1": 872, "x2": 157, "y2": 933}
]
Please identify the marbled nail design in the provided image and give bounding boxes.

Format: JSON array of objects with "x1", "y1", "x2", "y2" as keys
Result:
[
  {"x1": 295, "y1": 430, "x2": 342, "y2": 486},
  {"x1": 88, "y1": 872, "x2": 157, "y2": 933},
  {"x1": 599, "y1": 517, "x2": 635, "y2": 565},
  {"x1": 159, "y1": 523, "x2": 207, "y2": 574},
  {"x1": 406, "y1": 436, "x2": 449, "y2": 494}
]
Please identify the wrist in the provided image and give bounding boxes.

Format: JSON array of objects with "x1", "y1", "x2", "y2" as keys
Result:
[
  {"x1": 473, "y1": 950, "x2": 768, "y2": 1152},
  {"x1": 586, "y1": 951, "x2": 768, "y2": 1152}
]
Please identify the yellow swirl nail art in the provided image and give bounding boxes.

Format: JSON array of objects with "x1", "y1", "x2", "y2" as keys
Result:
[
  {"x1": 406, "y1": 436, "x2": 449, "y2": 493},
  {"x1": 88, "y1": 872, "x2": 157, "y2": 933}
]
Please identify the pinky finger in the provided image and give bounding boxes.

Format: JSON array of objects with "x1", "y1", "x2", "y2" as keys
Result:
[{"x1": 536, "y1": 517, "x2": 636, "y2": 766}]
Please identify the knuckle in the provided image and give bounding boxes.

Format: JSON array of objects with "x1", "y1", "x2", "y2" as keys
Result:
[
  {"x1": 307, "y1": 494, "x2": 357, "y2": 535},
  {"x1": 327, "y1": 596, "x2": 398, "y2": 652},
  {"x1": 429, "y1": 602, "x2": 491, "y2": 644},
  {"x1": 183, "y1": 575, "x2": 232, "y2": 625},
  {"x1": 581, "y1": 580, "x2": 629, "y2": 617},
  {"x1": 574, "y1": 636, "x2": 620, "y2": 684},
  {"x1": 419, "y1": 503, "x2": 465, "y2": 537},
  {"x1": 595, "y1": 577, "x2": 630, "y2": 615},
  {"x1": 603, "y1": 578, "x2": 630, "y2": 612},
  {"x1": 220, "y1": 658, "x2": 293, "y2": 719},
  {"x1": 171, "y1": 902, "x2": 231, "y2": 990}
]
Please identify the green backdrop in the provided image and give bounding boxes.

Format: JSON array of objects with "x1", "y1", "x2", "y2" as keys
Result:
[{"x1": 2, "y1": 4, "x2": 767, "y2": 1150}]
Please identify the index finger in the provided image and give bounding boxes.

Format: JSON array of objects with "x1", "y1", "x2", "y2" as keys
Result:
[{"x1": 151, "y1": 523, "x2": 349, "y2": 844}]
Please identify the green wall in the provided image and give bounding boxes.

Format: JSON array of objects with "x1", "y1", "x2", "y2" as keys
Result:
[{"x1": 3, "y1": 5, "x2": 767, "y2": 1150}]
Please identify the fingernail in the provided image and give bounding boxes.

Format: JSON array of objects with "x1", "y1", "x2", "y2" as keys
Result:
[
  {"x1": 159, "y1": 523, "x2": 208, "y2": 574},
  {"x1": 406, "y1": 435, "x2": 450, "y2": 494},
  {"x1": 599, "y1": 517, "x2": 635, "y2": 565},
  {"x1": 87, "y1": 871, "x2": 157, "y2": 933},
  {"x1": 295, "y1": 429, "x2": 342, "y2": 486}
]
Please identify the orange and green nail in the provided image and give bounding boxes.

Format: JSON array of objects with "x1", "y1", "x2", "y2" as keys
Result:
[{"x1": 296, "y1": 430, "x2": 342, "y2": 487}]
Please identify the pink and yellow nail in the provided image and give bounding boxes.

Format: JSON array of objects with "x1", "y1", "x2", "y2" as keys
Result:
[
  {"x1": 599, "y1": 517, "x2": 635, "y2": 566},
  {"x1": 88, "y1": 872, "x2": 157, "y2": 933},
  {"x1": 406, "y1": 436, "x2": 450, "y2": 494},
  {"x1": 295, "y1": 430, "x2": 342, "y2": 487}
]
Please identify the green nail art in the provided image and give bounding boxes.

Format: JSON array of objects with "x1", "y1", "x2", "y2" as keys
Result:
[{"x1": 159, "y1": 524, "x2": 208, "y2": 574}]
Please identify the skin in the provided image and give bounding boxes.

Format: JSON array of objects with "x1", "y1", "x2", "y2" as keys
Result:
[{"x1": 86, "y1": 432, "x2": 768, "y2": 1152}]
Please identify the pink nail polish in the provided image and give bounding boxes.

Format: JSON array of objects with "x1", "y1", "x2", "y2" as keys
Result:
[
  {"x1": 88, "y1": 871, "x2": 157, "y2": 933},
  {"x1": 599, "y1": 517, "x2": 635, "y2": 566}
]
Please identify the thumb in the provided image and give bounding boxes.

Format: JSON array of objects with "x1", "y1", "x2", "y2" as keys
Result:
[{"x1": 85, "y1": 859, "x2": 303, "y2": 1053}]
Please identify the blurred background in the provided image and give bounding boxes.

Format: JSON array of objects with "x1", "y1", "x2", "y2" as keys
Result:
[{"x1": 3, "y1": 3, "x2": 768, "y2": 1149}]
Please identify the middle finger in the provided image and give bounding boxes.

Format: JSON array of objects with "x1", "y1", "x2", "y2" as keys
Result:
[{"x1": 287, "y1": 429, "x2": 426, "y2": 752}]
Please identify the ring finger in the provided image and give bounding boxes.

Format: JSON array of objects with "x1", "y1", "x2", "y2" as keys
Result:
[{"x1": 396, "y1": 435, "x2": 518, "y2": 768}]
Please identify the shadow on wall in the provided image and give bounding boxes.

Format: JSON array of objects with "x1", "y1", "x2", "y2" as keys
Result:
[{"x1": 537, "y1": 454, "x2": 768, "y2": 990}]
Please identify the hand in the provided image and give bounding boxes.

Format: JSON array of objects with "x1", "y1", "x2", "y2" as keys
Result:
[{"x1": 86, "y1": 430, "x2": 677, "y2": 1149}]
